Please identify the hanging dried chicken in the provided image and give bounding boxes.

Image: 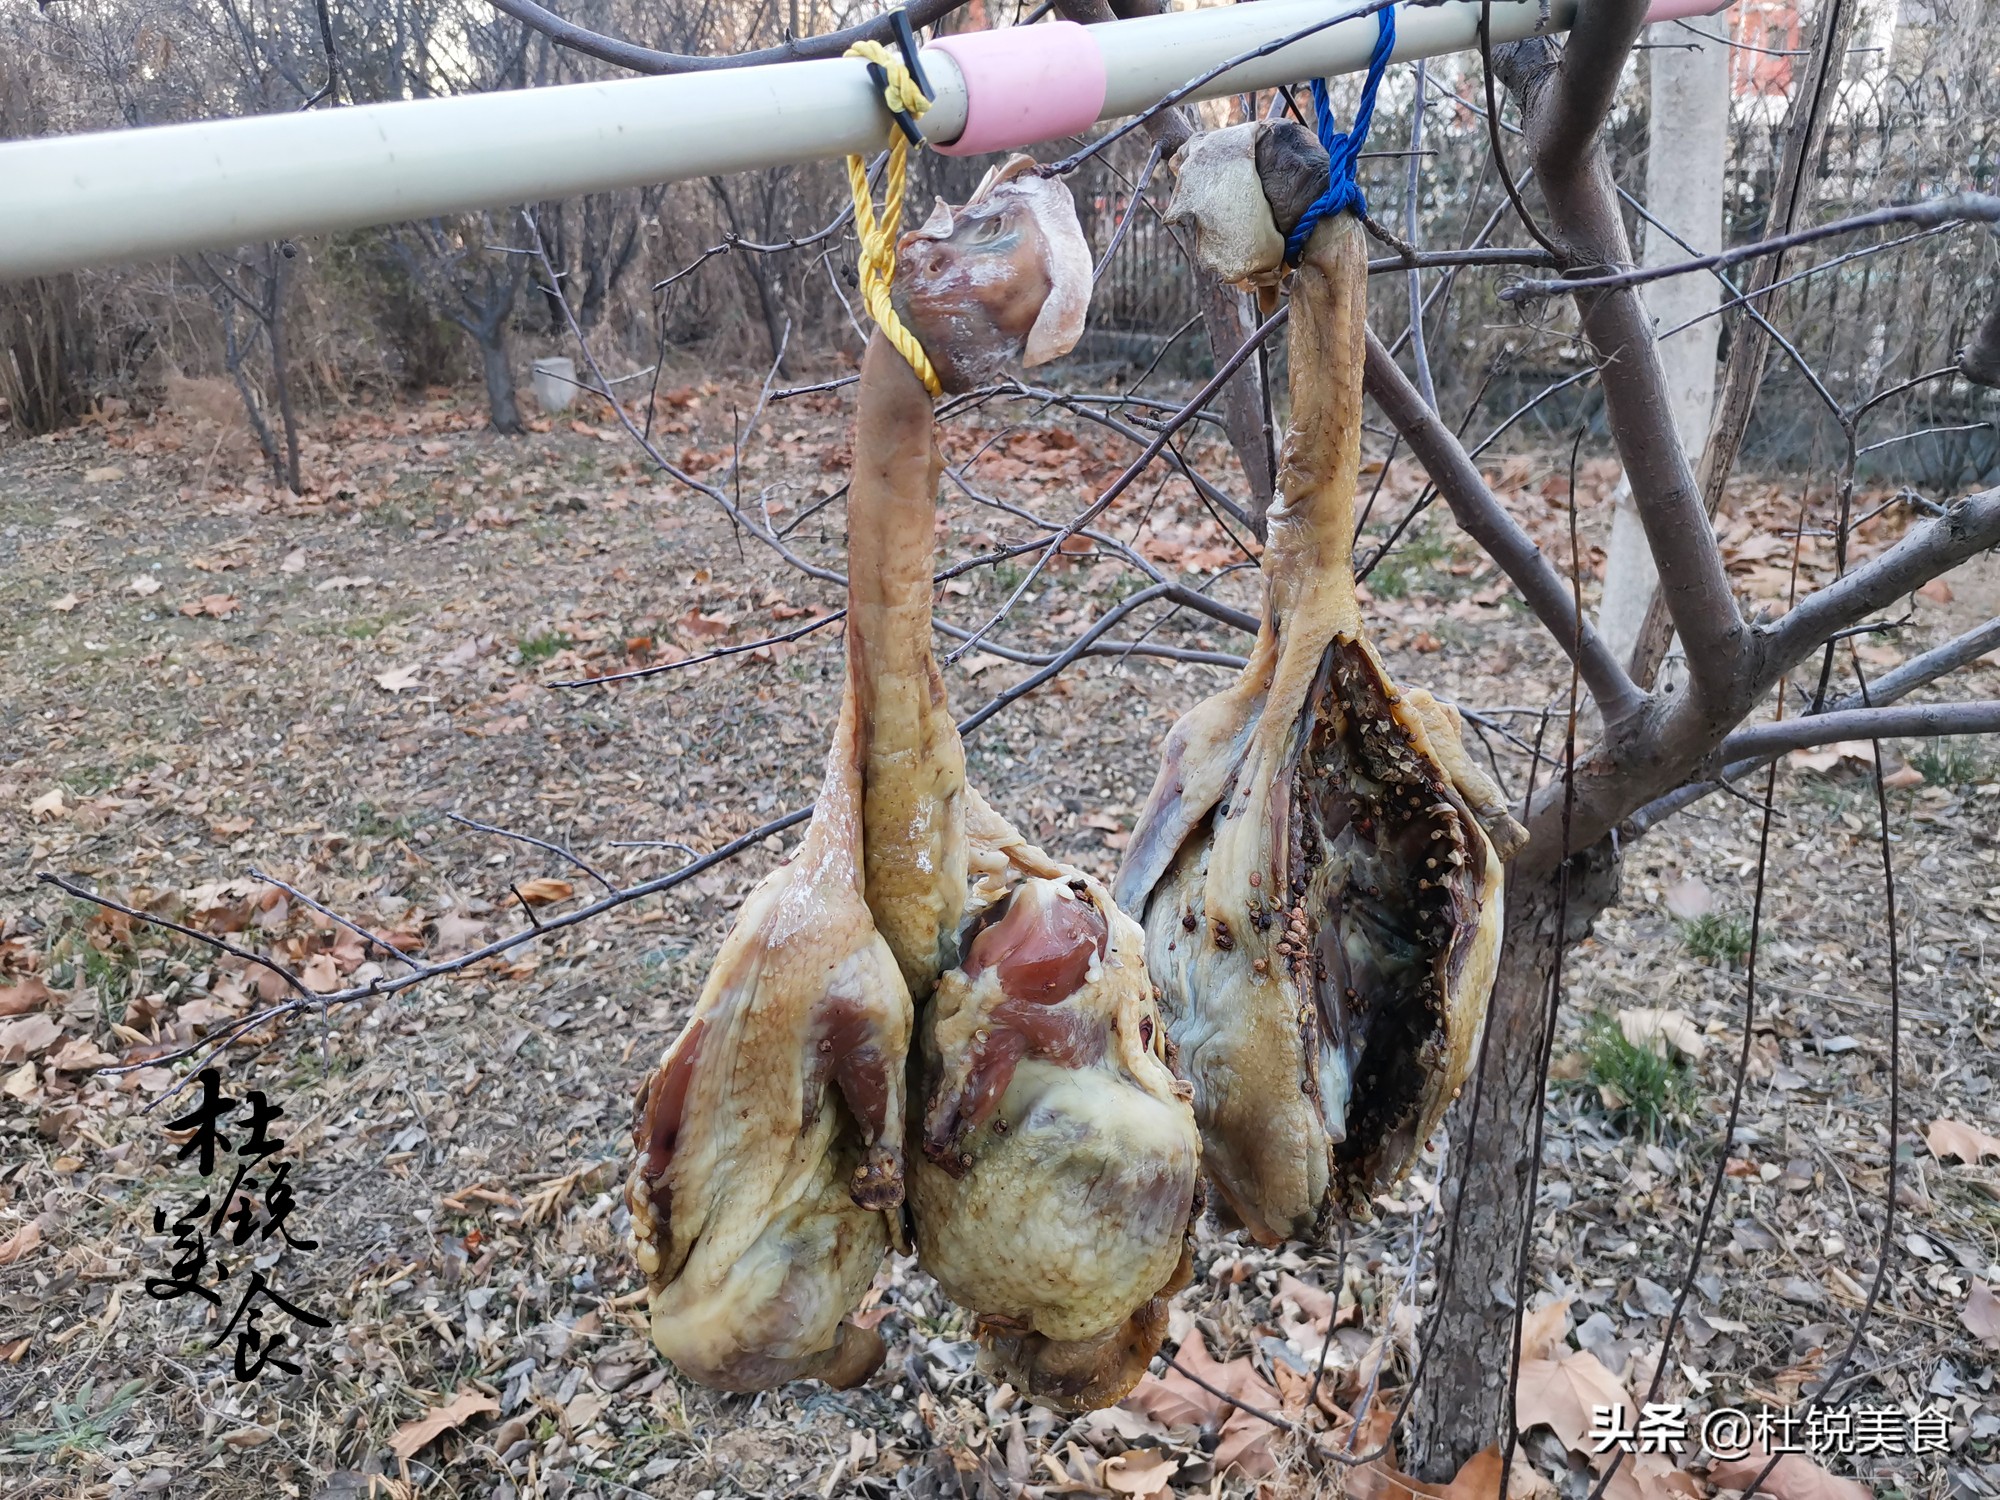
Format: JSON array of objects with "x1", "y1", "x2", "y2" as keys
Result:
[
  {"x1": 626, "y1": 154, "x2": 1197, "y2": 1405},
  {"x1": 1116, "y1": 121, "x2": 1525, "y2": 1247},
  {"x1": 853, "y1": 156, "x2": 1200, "y2": 1411}
]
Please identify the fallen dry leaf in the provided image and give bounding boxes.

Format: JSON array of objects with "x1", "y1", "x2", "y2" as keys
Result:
[
  {"x1": 281, "y1": 549, "x2": 306, "y2": 573},
  {"x1": 179, "y1": 995, "x2": 245, "y2": 1026},
  {"x1": 128, "y1": 574, "x2": 162, "y2": 596},
  {"x1": 1126, "y1": 1329, "x2": 1284, "y2": 1476},
  {"x1": 1519, "y1": 1296, "x2": 1572, "y2": 1362},
  {"x1": 1662, "y1": 877, "x2": 1711, "y2": 920},
  {"x1": 299, "y1": 954, "x2": 341, "y2": 993},
  {"x1": 389, "y1": 1388, "x2": 498, "y2": 1460},
  {"x1": 1787, "y1": 741, "x2": 1874, "y2": 773},
  {"x1": 179, "y1": 593, "x2": 241, "y2": 619},
  {"x1": 1618, "y1": 1007, "x2": 1706, "y2": 1061},
  {"x1": 433, "y1": 914, "x2": 489, "y2": 950},
  {"x1": 1276, "y1": 1271, "x2": 1335, "y2": 1327},
  {"x1": 0, "y1": 1014, "x2": 63, "y2": 1063},
  {"x1": 1963, "y1": 1280, "x2": 2000, "y2": 1346},
  {"x1": 1099, "y1": 1450, "x2": 1178, "y2": 1496},
  {"x1": 375, "y1": 664, "x2": 423, "y2": 692},
  {"x1": 0, "y1": 1220, "x2": 43, "y2": 1267},
  {"x1": 28, "y1": 788, "x2": 67, "y2": 821},
  {"x1": 1444, "y1": 1448, "x2": 1559, "y2": 1500},
  {"x1": 0, "y1": 977, "x2": 52, "y2": 1018},
  {"x1": 515, "y1": 877, "x2": 575, "y2": 907},
  {"x1": 1707, "y1": 1450, "x2": 1869, "y2": 1500},
  {"x1": 49, "y1": 592, "x2": 82, "y2": 612},
  {"x1": 1600, "y1": 1451, "x2": 1702, "y2": 1500},
  {"x1": 1927, "y1": 1116, "x2": 2000, "y2": 1163},
  {"x1": 46, "y1": 1036, "x2": 117, "y2": 1072},
  {"x1": 675, "y1": 607, "x2": 734, "y2": 639},
  {"x1": 1316, "y1": 1403, "x2": 1419, "y2": 1499},
  {"x1": 1514, "y1": 1350, "x2": 1631, "y2": 1453},
  {"x1": 1880, "y1": 764, "x2": 1924, "y2": 790}
]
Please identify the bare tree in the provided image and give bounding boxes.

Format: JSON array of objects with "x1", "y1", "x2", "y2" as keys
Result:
[{"x1": 382, "y1": 216, "x2": 530, "y2": 434}]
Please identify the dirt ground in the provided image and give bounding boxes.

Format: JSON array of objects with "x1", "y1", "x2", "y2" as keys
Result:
[{"x1": 1, "y1": 375, "x2": 1996, "y2": 1500}]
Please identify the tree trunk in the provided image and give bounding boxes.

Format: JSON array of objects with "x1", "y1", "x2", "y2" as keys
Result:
[
  {"x1": 221, "y1": 303, "x2": 283, "y2": 487},
  {"x1": 1407, "y1": 842, "x2": 1623, "y2": 1482},
  {"x1": 478, "y1": 325, "x2": 523, "y2": 435},
  {"x1": 267, "y1": 245, "x2": 304, "y2": 495}
]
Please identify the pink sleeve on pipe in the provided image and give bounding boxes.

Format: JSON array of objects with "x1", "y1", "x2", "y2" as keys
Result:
[
  {"x1": 1644, "y1": 0, "x2": 1737, "y2": 21},
  {"x1": 927, "y1": 22, "x2": 1108, "y2": 158}
]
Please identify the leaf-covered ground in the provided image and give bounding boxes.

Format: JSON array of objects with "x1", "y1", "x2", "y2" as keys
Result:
[{"x1": 0, "y1": 380, "x2": 1996, "y2": 1500}]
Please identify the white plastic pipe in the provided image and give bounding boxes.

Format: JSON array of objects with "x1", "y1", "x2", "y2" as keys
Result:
[{"x1": 0, "y1": 0, "x2": 1714, "y2": 280}]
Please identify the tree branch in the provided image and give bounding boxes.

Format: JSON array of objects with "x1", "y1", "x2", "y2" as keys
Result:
[
  {"x1": 1512, "y1": 486, "x2": 2000, "y2": 869},
  {"x1": 1624, "y1": 616, "x2": 2000, "y2": 832},
  {"x1": 1503, "y1": 194, "x2": 2000, "y2": 302},
  {"x1": 1760, "y1": 486, "x2": 2000, "y2": 670},
  {"x1": 486, "y1": 0, "x2": 971, "y2": 76},
  {"x1": 1858, "y1": 615, "x2": 2000, "y2": 703},
  {"x1": 1718, "y1": 701, "x2": 2000, "y2": 762},
  {"x1": 1495, "y1": 32, "x2": 1748, "y2": 705},
  {"x1": 1362, "y1": 330, "x2": 1647, "y2": 726}
]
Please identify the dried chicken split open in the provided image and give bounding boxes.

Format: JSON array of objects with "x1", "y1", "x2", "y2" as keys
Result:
[
  {"x1": 863, "y1": 157, "x2": 1199, "y2": 1411},
  {"x1": 1116, "y1": 122, "x2": 1527, "y2": 1247}
]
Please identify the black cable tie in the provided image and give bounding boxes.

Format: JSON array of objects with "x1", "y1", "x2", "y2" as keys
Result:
[{"x1": 892, "y1": 8, "x2": 932, "y2": 102}]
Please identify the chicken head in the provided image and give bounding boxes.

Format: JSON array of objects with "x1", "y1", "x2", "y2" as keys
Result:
[{"x1": 893, "y1": 154, "x2": 1092, "y2": 393}]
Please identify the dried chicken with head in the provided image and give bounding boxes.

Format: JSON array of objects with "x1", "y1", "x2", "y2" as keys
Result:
[
  {"x1": 1117, "y1": 122, "x2": 1526, "y2": 1247},
  {"x1": 862, "y1": 157, "x2": 1200, "y2": 1411}
]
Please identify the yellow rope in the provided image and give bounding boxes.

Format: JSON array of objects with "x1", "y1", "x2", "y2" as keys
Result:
[{"x1": 844, "y1": 40, "x2": 942, "y2": 396}]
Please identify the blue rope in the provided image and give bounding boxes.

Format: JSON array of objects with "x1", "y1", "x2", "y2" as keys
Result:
[{"x1": 1283, "y1": 5, "x2": 1397, "y2": 265}]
